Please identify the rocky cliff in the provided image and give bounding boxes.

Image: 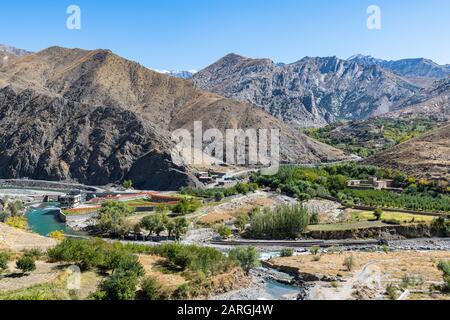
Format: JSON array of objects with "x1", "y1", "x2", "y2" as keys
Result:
[{"x1": 192, "y1": 54, "x2": 419, "y2": 127}]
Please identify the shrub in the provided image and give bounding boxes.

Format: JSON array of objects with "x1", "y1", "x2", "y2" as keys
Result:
[
  {"x1": 188, "y1": 247, "x2": 232, "y2": 276},
  {"x1": 0, "y1": 251, "x2": 11, "y2": 273},
  {"x1": 8, "y1": 200, "x2": 25, "y2": 217},
  {"x1": 122, "y1": 180, "x2": 133, "y2": 189},
  {"x1": 0, "y1": 211, "x2": 8, "y2": 222},
  {"x1": 401, "y1": 275, "x2": 413, "y2": 289},
  {"x1": 172, "y1": 283, "x2": 191, "y2": 300},
  {"x1": 229, "y1": 247, "x2": 260, "y2": 275},
  {"x1": 331, "y1": 281, "x2": 339, "y2": 288},
  {"x1": 374, "y1": 208, "x2": 383, "y2": 221},
  {"x1": 214, "y1": 192, "x2": 224, "y2": 202},
  {"x1": 235, "y1": 215, "x2": 249, "y2": 232},
  {"x1": 5, "y1": 216, "x2": 27, "y2": 229},
  {"x1": 47, "y1": 238, "x2": 104, "y2": 271},
  {"x1": 309, "y1": 211, "x2": 319, "y2": 225},
  {"x1": 48, "y1": 230, "x2": 65, "y2": 240},
  {"x1": 386, "y1": 283, "x2": 398, "y2": 300},
  {"x1": 140, "y1": 277, "x2": 163, "y2": 300},
  {"x1": 280, "y1": 249, "x2": 294, "y2": 257},
  {"x1": 47, "y1": 238, "x2": 146, "y2": 274},
  {"x1": 343, "y1": 255, "x2": 355, "y2": 271},
  {"x1": 432, "y1": 217, "x2": 450, "y2": 236},
  {"x1": 437, "y1": 260, "x2": 450, "y2": 292},
  {"x1": 309, "y1": 246, "x2": 320, "y2": 256},
  {"x1": 382, "y1": 219, "x2": 401, "y2": 226},
  {"x1": 217, "y1": 225, "x2": 232, "y2": 239},
  {"x1": 152, "y1": 243, "x2": 233, "y2": 276},
  {"x1": 94, "y1": 270, "x2": 138, "y2": 300},
  {"x1": 16, "y1": 256, "x2": 36, "y2": 274},
  {"x1": 22, "y1": 248, "x2": 44, "y2": 260}
]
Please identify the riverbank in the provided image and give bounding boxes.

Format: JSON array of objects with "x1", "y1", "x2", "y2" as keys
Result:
[{"x1": 264, "y1": 250, "x2": 450, "y2": 300}]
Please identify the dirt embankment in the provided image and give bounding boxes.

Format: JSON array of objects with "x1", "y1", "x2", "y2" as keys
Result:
[
  {"x1": 307, "y1": 223, "x2": 444, "y2": 240},
  {"x1": 0, "y1": 223, "x2": 57, "y2": 252}
]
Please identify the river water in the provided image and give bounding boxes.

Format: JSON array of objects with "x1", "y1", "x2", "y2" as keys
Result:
[
  {"x1": 26, "y1": 203, "x2": 78, "y2": 236},
  {"x1": 264, "y1": 279, "x2": 300, "y2": 299}
]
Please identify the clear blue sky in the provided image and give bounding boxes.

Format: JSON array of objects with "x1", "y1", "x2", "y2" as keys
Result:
[{"x1": 1, "y1": 0, "x2": 449, "y2": 70}]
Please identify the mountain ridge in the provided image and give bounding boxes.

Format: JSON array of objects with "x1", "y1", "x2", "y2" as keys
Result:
[
  {"x1": 192, "y1": 53, "x2": 420, "y2": 127},
  {"x1": 0, "y1": 46, "x2": 349, "y2": 189}
]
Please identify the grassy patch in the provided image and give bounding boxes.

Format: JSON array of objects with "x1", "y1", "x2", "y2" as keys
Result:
[
  {"x1": 351, "y1": 210, "x2": 435, "y2": 224},
  {"x1": 0, "y1": 280, "x2": 70, "y2": 300}
]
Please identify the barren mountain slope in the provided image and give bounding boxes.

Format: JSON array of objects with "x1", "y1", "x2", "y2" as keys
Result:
[
  {"x1": 387, "y1": 77, "x2": 450, "y2": 120},
  {"x1": 366, "y1": 124, "x2": 450, "y2": 181},
  {"x1": 192, "y1": 54, "x2": 419, "y2": 127},
  {"x1": 0, "y1": 46, "x2": 350, "y2": 188},
  {"x1": 0, "y1": 85, "x2": 201, "y2": 190},
  {"x1": 349, "y1": 55, "x2": 450, "y2": 88}
]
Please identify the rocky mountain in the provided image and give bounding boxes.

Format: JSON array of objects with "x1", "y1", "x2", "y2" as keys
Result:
[
  {"x1": 348, "y1": 55, "x2": 450, "y2": 88},
  {"x1": 366, "y1": 123, "x2": 450, "y2": 181},
  {"x1": 192, "y1": 53, "x2": 419, "y2": 127},
  {"x1": 0, "y1": 44, "x2": 32, "y2": 57},
  {"x1": 387, "y1": 76, "x2": 450, "y2": 120},
  {"x1": 0, "y1": 46, "x2": 348, "y2": 189},
  {"x1": 0, "y1": 85, "x2": 198, "y2": 190},
  {"x1": 153, "y1": 69, "x2": 197, "y2": 79}
]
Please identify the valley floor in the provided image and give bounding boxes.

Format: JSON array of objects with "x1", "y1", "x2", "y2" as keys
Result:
[{"x1": 265, "y1": 250, "x2": 450, "y2": 300}]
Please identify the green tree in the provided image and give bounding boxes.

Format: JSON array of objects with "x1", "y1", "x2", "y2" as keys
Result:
[
  {"x1": 95, "y1": 270, "x2": 138, "y2": 300},
  {"x1": 155, "y1": 205, "x2": 169, "y2": 214},
  {"x1": 172, "y1": 198, "x2": 202, "y2": 215},
  {"x1": 327, "y1": 175, "x2": 348, "y2": 191},
  {"x1": 166, "y1": 220, "x2": 176, "y2": 238},
  {"x1": 102, "y1": 250, "x2": 144, "y2": 276},
  {"x1": 248, "y1": 205, "x2": 309, "y2": 239},
  {"x1": 229, "y1": 247, "x2": 260, "y2": 275},
  {"x1": 96, "y1": 201, "x2": 134, "y2": 237},
  {"x1": 16, "y1": 256, "x2": 36, "y2": 275},
  {"x1": 141, "y1": 214, "x2": 169, "y2": 237},
  {"x1": 173, "y1": 217, "x2": 189, "y2": 240}
]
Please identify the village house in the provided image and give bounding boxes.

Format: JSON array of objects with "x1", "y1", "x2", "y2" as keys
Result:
[
  {"x1": 348, "y1": 176, "x2": 400, "y2": 191},
  {"x1": 58, "y1": 190, "x2": 82, "y2": 209}
]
